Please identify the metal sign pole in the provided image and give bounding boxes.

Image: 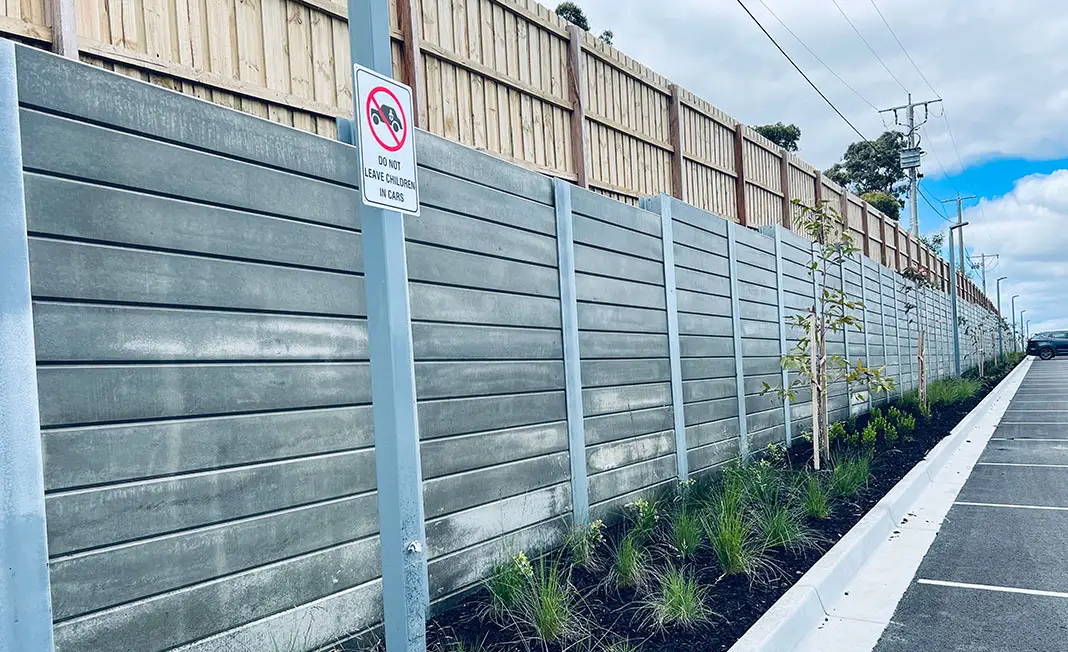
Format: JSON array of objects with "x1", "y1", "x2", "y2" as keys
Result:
[
  {"x1": 345, "y1": 1, "x2": 428, "y2": 650},
  {"x1": 0, "y1": 41, "x2": 56, "y2": 652}
]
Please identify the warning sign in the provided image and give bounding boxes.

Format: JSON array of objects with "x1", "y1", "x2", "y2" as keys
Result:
[{"x1": 355, "y1": 64, "x2": 420, "y2": 215}]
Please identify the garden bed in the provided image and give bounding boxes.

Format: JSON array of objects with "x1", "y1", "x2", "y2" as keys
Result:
[{"x1": 424, "y1": 357, "x2": 1024, "y2": 652}]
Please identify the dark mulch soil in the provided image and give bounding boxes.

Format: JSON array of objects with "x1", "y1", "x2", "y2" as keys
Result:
[{"x1": 424, "y1": 364, "x2": 1017, "y2": 652}]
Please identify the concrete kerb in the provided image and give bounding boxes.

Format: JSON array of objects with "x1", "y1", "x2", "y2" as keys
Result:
[{"x1": 727, "y1": 357, "x2": 1033, "y2": 652}]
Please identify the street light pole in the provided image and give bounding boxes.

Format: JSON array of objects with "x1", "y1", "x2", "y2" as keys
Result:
[
  {"x1": 948, "y1": 219, "x2": 969, "y2": 376},
  {"x1": 1011, "y1": 294, "x2": 1020, "y2": 353},
  {"x1": 996, "y1": 276, "x2": 1007, "y2": 362},
  {"x1": 1021, "y1": 310, "x2": 1028, "y2": 352}
]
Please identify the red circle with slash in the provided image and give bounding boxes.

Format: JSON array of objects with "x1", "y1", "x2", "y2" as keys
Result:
[{"x1": 365, "y1": 86, "x2": 408, "y2": 152}]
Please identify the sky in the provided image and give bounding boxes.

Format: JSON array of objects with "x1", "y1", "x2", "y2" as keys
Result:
[{"x1": 576, "y1": 0, "x2": 1068, "y2": 335}]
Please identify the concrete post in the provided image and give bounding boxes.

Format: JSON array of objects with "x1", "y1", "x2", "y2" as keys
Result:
[
  {"x1": 345, "y1": 2, "x2": 428, "y2": 650},
  {"x1": 726, "y1": 223, "x2": 750, "y2": 457},
  {"x1": 555, "y1": 179, "x2": 590, "y2": 522},
  {"x1": 646, "y1": 195, "x2": 688, "y2": 481},
  {"x1": 0, "y1": 40, "x2": 57, "y2": 652}
]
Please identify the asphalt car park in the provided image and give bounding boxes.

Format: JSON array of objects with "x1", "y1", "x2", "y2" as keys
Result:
[{"x1": 875, "y1": 359, "x2": 1068, "y2": 652}]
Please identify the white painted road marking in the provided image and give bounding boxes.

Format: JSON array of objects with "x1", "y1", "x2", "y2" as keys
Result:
[
  {"x1": 990, "y1": 438, "x2": 1068, "y2": 442},
  {"x1": 917, "y1": 579, "x2": 1068, "y2": 600},
  {"x1": 977, "y1": 462, "x2": 1068, "y2": 468},
  {"x1": 955, "y1": 501, "x2": 1068, "y2": 512}
]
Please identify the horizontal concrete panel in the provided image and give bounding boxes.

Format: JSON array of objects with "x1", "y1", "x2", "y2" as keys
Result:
[
  {"x1": 29, "y1": 238, "x2": 364, "y2": 317},
  {"x1": 675, "y1": 290, "x2": 732, "y2": 317},
  {"x1": 578, "y1": 331, "x2": 669, "y2": 359},
  {"x1": 46, "y1": 449, "x2": 375, "y2": 555},
  {"x1": 24, "y1": 174, "x2": 362, "y2": 271},
  {"x1": 33, "y1": 302, "x2": 367, "y2": 363},
  {"x1": 688, "y1": 437, "x2": 739, "y2": 473},
  {"x1": 578, "y1": 303, "x2": 668, "y2": 334},
  {"x1": 14, "y1": 46, "x2": 360, "y2": 186},
  {"x1": 575, "y1": 273, "x2": 666, "y2": 310},
  {"x1": 420, "y1": 421, "x2": 568, "y2": 479},
  {"x1": 425, "y1": 483, "x2": 571, "y2": 560},
  {"x1": 52, "y1": 538, "x2": 380, "y2": 652},
  {"x1": 573, "y1": 214, "x2": 662, "y2": 262},
  {"x1": 581, "y1": 358, "x2": 671, "y2": 388},
  {"x1": 672, "y1": 220, "x2": 727, "y2": 256},
  {"x1": 684, "y1": 397, "x2": 739, "y2": 426},
  {"x1": 746, "y1": 407, "x2": 785, "y2": 433},
  {"x1": 587, "y1": 430, "x2": 675, "y2": 474},
  {"x1": 674, "y1": 266, "x2": 730, "y2": 298},
  {"x1": 673, "y1": 243, "x2": 729, "y2": 275},
  {"x1": 574, "y1": 243, "x2": 664, "y2": 285},
  {"x1": 416, "y1": 167, "x2": 555, "y2": 236},
  {"x1": 423, "y1": 452, "x2": 570, "y2": 519},
  {"x1": 407, "y1": 206, "x2": 556, "y2": 268},
  {"x1": 736, "y1": 263, "x2": 777, "y2": 289},
  {"x1": 418, "y1": 391, "x2": 567, "y2": 439},
  {"x1": 582, "y1": 382, "x2": 672, "y2": 416},
  {"x1": 571, "y1": 186, "x2": 660, "y2": 237},
  {"x1": 663, "y1": 198, "x2": 729, "y2": 236},
  {"x1": 682, "y1": 377, "x2": 737, "y2": 403},
  {"x1": 677, "y1": 312, "x2": 733, "y2": 338},
  {"x1": 739, "y1": 319, "x2": 779, "y2": 340},
  {"x1": 588, "y1": 454, "x2": 676, "y2": 505},
  {"x1": 679, "y1": 335, "x2": 735, "y2": 359},
  {"x1": 415, "y1": 129, "x2": 553, "y2": 204},
  {"x1": 43, "y1": 405, "x2": 373, "y2": 491},
  {"x1": 686, "y1": 418, "x2": 740, "y2": 450},
  {"x1": 584, "y1": 406, "x2": 675, "y2": 446},
  {"x1": 738, "y1": 299, "x2": 780, "y2": 324},
  {"x1": 415, "y1": 360, "x2": 565, "y2": 400},
  {"x1": 407, "y1": 242, "x2": 559, "y2": 298},
  {"x1": 681, "y1": 357, "x2": 736, "y2": 382},
  {"x1": 412, "y1": 322, "x2": 562, "y2": 361},
  {"x1": 38, "y1": 362, "x2": 370, "y2": 427},
  {"x1": 409, "y1": 283, "x2": 560, "y2": 328},
  {"x1": 427, "y1": 516, "x2": 568, "y2": 603},
  {"x1": 21, "y1": 109, "x2": 358, "y2": 226},
  {"x1": 50, "y1": 494, "x2": 379, "y2": 620},
  {"x1": 736, "y1": 280, "x2": 779, "y2": 307}
]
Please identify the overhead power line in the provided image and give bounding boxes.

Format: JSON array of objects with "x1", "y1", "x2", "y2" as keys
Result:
[
  {"x1": 756, "y1": 0, "x2": 879, "y2": 112},
  {"x1": 735, "y1": 0, "x2": 953, "y2": 232},
  {"x1": 868, "y1": 0, "x2": 939, "y2": 96},
  {"x1": 830, "y1": 0, "x2": 909, "y2": 93},
  {"x1": 733, "y1": 0, "x2": 873, "y2": 145}
]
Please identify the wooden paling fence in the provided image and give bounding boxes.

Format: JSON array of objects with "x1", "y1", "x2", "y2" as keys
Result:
[{"x1": 0, "y1": 0, "x2": 992, "y2": 308}]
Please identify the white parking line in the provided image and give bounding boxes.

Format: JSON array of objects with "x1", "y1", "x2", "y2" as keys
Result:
[
  {"x1": 917, "y1": 579, "x2": 1068, "y2": 600},
  {"x1": 991, "y1": 438, "x2": 1068, "y2": 442},
  {"x1": 1003, "y1": 410, "x2": 1068, "y2": 412},
  {"x1": 977, "y1": 462, "x2": 1068, "y2": 468},
  {"x1": 955, "y1": 501, "x2": 1068, "y2": 512},
  {"x1": 999, "y1": 422, "x2": 1068, "y2": 425}
]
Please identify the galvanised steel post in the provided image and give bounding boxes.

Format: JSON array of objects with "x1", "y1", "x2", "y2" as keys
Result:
[
  {"x1": 771, "y1": 227, "x2": 792, "y2": 445},
  {"x1": 726, "y1": 222, "x2": 750, "y2": 458},
  {"x1": 859, "y1": 257, "x2": 872, "y2": 410},
  {"x1": 0, "y1": 40, "x2": 57, "y2": 652},
  {"x1": 558, "y1": 180, "x2": 590, "y2": 520},
  {"x1": 345, "y1": 1, "x2": 429, "y2": 649},
  {"x1": 643, "y1": 195, "x2": 688, "y2": 481},
  {"x1": 996, "y1": 277, "x2": 1006, "y2": 362},
  {"x1": 1011, "y1": 294, "x2": 1020, "y2": 353},
  {"x1": 948, "y1": 221, "x2": 967, "y2": 376}
]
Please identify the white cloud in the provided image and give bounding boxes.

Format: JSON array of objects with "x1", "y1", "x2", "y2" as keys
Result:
[
  {"x1": 574, "y1": 0, "x2": 1068, "y2": 174},
  {"x1": 963, "y1": 170, "x2": 1068, "y2": 334}
]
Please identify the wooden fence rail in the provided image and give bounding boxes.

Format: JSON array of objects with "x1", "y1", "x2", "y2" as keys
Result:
[{"x1": 0, "y1": 0, "x2": 993, "y2": 309}]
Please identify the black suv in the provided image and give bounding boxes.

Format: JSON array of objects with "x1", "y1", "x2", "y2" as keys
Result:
[{"x1": 1027, "y1": 331, "x2": 1068, "y2": 360}]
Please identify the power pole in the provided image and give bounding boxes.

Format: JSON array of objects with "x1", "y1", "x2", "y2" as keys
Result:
[
  {"x1": 880, "y1": 94, "x2": 942, "y2": 234},
  {"x1": 970, "y1": 253, "x2": 999, "y2": 294},
  {"x1": 942, "y1": 194, "x2": 976, "y2": 275}
]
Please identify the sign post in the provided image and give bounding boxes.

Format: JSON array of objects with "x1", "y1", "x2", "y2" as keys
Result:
[{"x1": 345, "y1": 1, "x2": 428, "y2": 650}]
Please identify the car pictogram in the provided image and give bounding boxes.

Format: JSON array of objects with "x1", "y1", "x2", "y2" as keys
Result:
[{"x1": 371, "y1": 103, "x2": 403, "y2": 134}]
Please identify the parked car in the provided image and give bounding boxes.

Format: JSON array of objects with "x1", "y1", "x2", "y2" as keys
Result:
[{"x1": 1027, "y1": 331, "x2": 1068, "y2": 360}]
